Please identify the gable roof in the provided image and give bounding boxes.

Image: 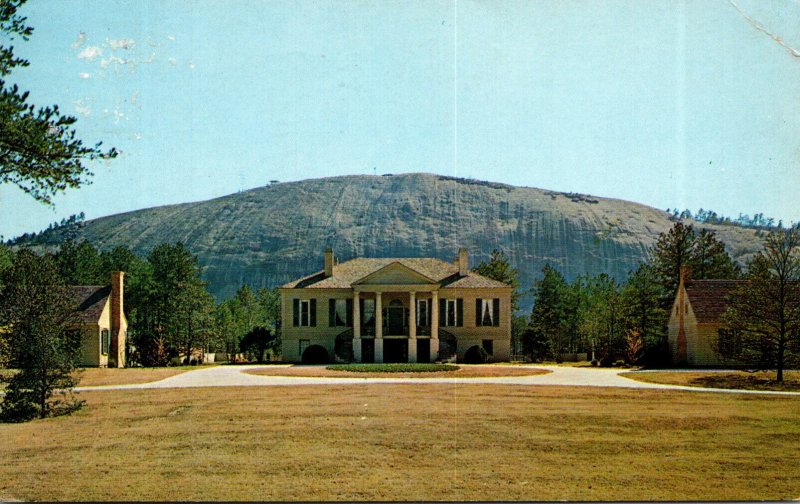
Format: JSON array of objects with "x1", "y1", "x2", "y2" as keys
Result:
[
  {"x1": 68, "y1": 285, "x2": 111, "y2": 324},
  {"x1": 684, "y1": 280, "x2": 744, "y2": 323},
  {"x1": 281, "y1": 257, "x2": 510, "y2": 290}
]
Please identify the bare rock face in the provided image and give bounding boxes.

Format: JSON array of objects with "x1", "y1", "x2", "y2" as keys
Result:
[{"x1": 43, "y1": 173, "x2": 762, "y2": 307}]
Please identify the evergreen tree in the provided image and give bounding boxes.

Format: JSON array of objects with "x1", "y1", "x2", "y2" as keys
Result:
[
  {"x1": 0, "y1": 0, "x2": 116, "y2": 204},
  {"x1": 721, "y1": 226, "x2": 800, "y2": 382},
  {"x1": 0, "y1": 250, "x2": 83, "y2": 421},
  {"x1": 620, "y1": 263, "x2": 669, "y2": 365},
  {"x1": 472, "y1": 249, "x2": 522, "y2": 312},
  {"x1": 527, "y1": 264, "x2": 568, "y2": 359}
]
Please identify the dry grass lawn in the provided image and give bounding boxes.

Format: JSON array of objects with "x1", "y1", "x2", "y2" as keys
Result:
[
  {"x1": 2, "y1": 366, "x2": 198, "y2": 389},
  {"x1": 74, "y1": 366, "x2": 200, "y2": 387},
  {"x1": 1, "y1": 384, "x2": 799, "y2": 501},
  {"x1": 246, "y1": 364, "x2": 550, "y2": 379},
  {"x1": 622, "y1": 370, "x2": 800, "y2": 392}
]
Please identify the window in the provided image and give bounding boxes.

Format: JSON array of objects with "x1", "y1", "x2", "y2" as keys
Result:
[
  {"x1": 482, "y1": 339, "x2": 494, "y2": 355},
  {"x1": 416, "y1": 299, "x2": 431, "y2": 326},
  {"x1": 292, "y1": 299, "x2": 317, "y2": 327},
  {"x1": 299, "y1": 339, "x2": 310, "y2": 355},
  {"x1": 476, "y1": 298, "x2": 501, "y2": 327},
  {"x1": 361, "y1": 299, "x2": 375, "y2": 327},
  {"x1": 101, "y1": 329, "x2": 110, "y2": 355},
  {"x1": 328, "y1": 299, "x2": 352, "y2": 327},
  {"x1": 439, "y1": 298, "x2": 463, "y2": 327}
]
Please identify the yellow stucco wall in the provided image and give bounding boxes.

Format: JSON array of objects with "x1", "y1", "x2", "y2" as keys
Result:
[
  {"x1": 668, "y1": 288, "x2": 725, "y2": 366},
  {"x1": 280, "y1": 286, "x2": 512, "y2": 362}
]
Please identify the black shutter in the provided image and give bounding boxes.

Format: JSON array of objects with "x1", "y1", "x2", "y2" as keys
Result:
[
  {"x1": 476, "y1": 299, "x2": 482, "y2": 327},
  {"x1": 293, "y1": 299, "x2": 299, "y2": 327},
  {"x1": 359, "y1": 299, "x2": 365, "y2": 326},
  {"x1": 346, "y1": 299, "x2": 353, "y2": 327},
  {"x1": 310, "y1": 299, "x2": 317, "y2": 326},
  {"x1": 456, "y1": 298, "x2": 463, "y2": 327},
  {"x1": 329, "y1": 299, "x2": 336, "y2": 327},
  {"x1": 493, "y1": 298, "x2": 501, "y2": 326},
  {"x1": 439, "y1": 298, "x2": 446, "y2": 326}
]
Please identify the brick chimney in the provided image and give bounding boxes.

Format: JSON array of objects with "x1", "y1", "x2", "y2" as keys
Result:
[
  {"x1": 110, "y1": 271, "x2": 126, "y2": 368},
  {"x1": 324, "y1": 248, "x2": 334, "y2": 277},
  {"x1": 458, "y1": 248, "x2": 468, "y2": 277}
]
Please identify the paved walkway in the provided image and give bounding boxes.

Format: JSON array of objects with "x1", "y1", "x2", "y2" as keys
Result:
[{"x1": 75, "y1": 365, "x2": 800, "y2": 396}]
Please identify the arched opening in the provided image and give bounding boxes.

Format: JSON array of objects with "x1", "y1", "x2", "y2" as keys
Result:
[
  {"x1": 301, "y1": 344, "x2": 329, "y2": 364},
  {"x1": 463, "y1": 345, "x2": 489, "y2": 364}
]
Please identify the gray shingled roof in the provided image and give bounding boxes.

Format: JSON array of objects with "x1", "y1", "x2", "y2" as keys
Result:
[
  {"x1": 281, "y1": 257, "x2": 510, "y2": 289},
  {"x1": 68, "y1": 285, "x2": 111, "y2": 324}
]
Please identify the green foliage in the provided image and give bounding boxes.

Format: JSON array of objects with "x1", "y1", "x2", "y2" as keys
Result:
[
  {"x1": 0, "y1": 250, "x2": 83, "y2": 421},
  {"x1": 525, "y1": 264, "x2": 568, "y2": 359},
  {"x1": 472, "y1": 249, "x2": 522, "y2": 312},
  {"x1": 216, "y1": 285, "x2": 281, "y2": 361},
  {"x1": 721, "y1": 226, "x2": 800, "y2": 382},
  {"x1": 0, "y1": 0, "x2": 117, "y2": 204},
  {"x1": 327, "y1": 363, "x2": 459, "y2": 373},
  {"x1": 620, "y1": 263, "x2": 669, "y2": 365},
  {"x1": 651, "y1": 222, "x2": 740, "y2": 296},
  {"x1": 238, "y1": 326, "x2": 277, "y2": 363}
]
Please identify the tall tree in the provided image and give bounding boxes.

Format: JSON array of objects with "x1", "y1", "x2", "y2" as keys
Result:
[
  {"x1": 721, "y1": 226, "x2": 800, "y2": 382},
  {"x1": 578, "y1": 273, "x2": 623, "y2": 364},
  {"x1": 0, "y1": 250, "x2": 83, "y2": 421},
  {"x1": 0, "y1": 0, "x2": 116, "y2": 204},
  {"x1": 527, "y1": 264, "x2": 568, "y2": 359},
  {"x1": 651, "y1": 222, "x2": 740, "y2": 295},
  {"x1": 54, "y1": 239, "x2": 103, "y2": 285},
  {"x1": 693, "y1": 229, "x2": 741, "y2": 280},
  {"x1": 620, "y1": 263, "x2": 669, "y2": 365},
  {"x1": 472, "y1": 249, "x2": 522, "y2": 312}
]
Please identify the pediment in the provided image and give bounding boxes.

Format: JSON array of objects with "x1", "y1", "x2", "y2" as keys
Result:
[{"x1": 353, "y1": 262, "x2": 438, "y2": 286}]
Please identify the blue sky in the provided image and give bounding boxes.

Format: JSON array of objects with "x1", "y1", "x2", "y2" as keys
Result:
[{"x1": 2, "y1": 0, "x2": 799, "y2": 239}]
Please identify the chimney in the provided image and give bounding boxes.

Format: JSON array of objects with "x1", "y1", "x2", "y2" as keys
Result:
[
  {"x1": 458, "y1": 248, "x2": 468, "y2": 277},
  {"x1": 679, "y1": 265, "x2": 692, "y2": 289},
  {"x1": 110, "y1": 271, "x2": 125, "y2": 368},
  {"x1": 324, "y1": 248, "x2": 334, "y2": 277}
]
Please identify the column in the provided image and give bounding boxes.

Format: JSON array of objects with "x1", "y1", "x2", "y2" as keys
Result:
[
  {"x1": 374, "y1": 292, "x2": 383, "y2": 363},
  {"x1": 352, "y1": 291, "x2": 361, "y2": 362},
  {"x1": 407, "y1": 291, "x2": 417, "y2": 363},
  {"x1": 430, "y1": 291, "x2": 439, "y2": 361}
]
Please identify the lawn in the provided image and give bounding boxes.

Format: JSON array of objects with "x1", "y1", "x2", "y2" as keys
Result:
[
  {"x1": 1, "y1": 384, "x2": 799, "y2": 501},
  {"x1": 245, "y1": 364, "x2": 551, "y2": 378},
  {"x1": 622, "y1": 370, "x2": 800, "y2": 392},
  {"x1": 1, "y1": 366, "x2": 199, "y2": 389}
]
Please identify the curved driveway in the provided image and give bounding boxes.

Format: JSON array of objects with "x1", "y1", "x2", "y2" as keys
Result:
[{"x1": 75, "y1": 364, "x2": 800, "y2": 397}]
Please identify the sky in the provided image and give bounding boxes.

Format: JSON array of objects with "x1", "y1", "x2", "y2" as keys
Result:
[{"x1": 2, "y1": 0, "x2": 799, "y2": 239}]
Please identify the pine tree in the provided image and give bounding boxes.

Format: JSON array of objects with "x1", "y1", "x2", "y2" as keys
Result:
[{"x1": 721, "y1": 226, "x2": 800, "y2": 382}]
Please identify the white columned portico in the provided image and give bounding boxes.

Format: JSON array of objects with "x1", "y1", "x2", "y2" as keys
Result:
[
  {"x1": 374, "y1": 292, "x2": 383, "y2": 363},
  {"x1": 408, "y1": 291, "x2": 417, "y2": 363},
  {"x1": 352, "y1": 291, "x2": 361, "y2": 362},
  {"x1": 430, "y1": 290, "x2": 439, "y2": 360}
]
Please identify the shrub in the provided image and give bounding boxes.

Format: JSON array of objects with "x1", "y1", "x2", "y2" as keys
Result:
[{"x1": 327, "y1": 363, "x2": 459, "y2": 373}]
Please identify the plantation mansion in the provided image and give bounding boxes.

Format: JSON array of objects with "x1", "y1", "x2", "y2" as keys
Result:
[{"x1": 279, "y1": 249, "x2": 512, "y2": 363}]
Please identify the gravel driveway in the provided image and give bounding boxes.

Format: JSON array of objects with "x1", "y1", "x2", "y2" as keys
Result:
[{"x1": 74, "y1": 364, "x2": 800, "y2": 396}]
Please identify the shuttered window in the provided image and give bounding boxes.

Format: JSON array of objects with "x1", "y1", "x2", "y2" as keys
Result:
[
  {"x1": 439, "y1": 298, "x2": 463, "y2": 327},
  {"x1": 475, "y1": 298, "x2": 501, "y2": 327},
  {"x1": 293, "y1": 299, "x2": 317, "y2": 327}
]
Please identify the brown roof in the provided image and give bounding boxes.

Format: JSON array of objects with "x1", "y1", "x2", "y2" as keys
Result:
[
  {"x1": 68, "y1": 285, "x2": 111, "y2": 324},
  {"x1": 684, "y1": 280, "x2": 744, "y2": 323},
  {"x1": 281, "y1": 257, "x2": 510, "y2": 290}
]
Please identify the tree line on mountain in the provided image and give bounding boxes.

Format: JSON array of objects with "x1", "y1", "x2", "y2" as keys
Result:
[{"x1": 666, "y1": 208, "x2": 783, "y2": 230}]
